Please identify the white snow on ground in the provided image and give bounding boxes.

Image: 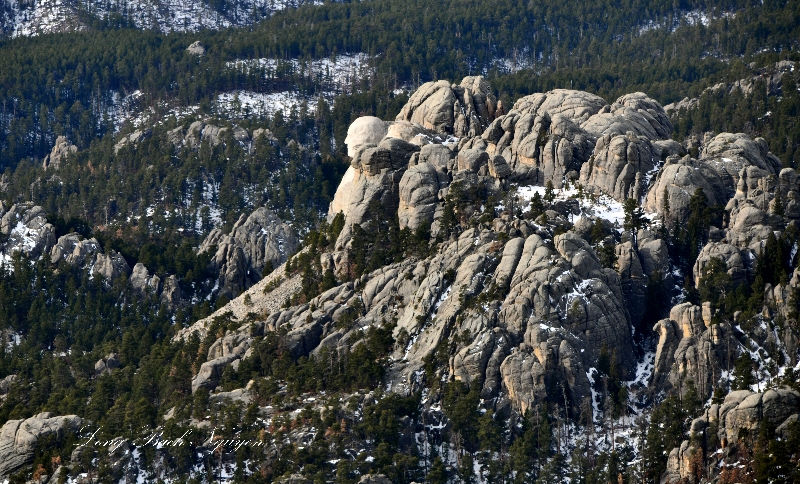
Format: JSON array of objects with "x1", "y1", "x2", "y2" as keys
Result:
[
  {"x1": 4, "y1": 0, "x2": 321, "y2": 38},
  {"x1": 516, "y1": 184, "x2": 658, "y2": 229},
  {"x1": 227, "y1": 53, "x2": 373, "y2": 95},
  {"x1": 638, "y1": 9, "x2": 736, "y2": 35},
  {"x1": 109, "y1": 54, "x2": 372, "y2": 127},
  {"x1": 216, "y1": 90, "x2": 319, "y2": 119},
  {"x1": 217, "y1": 54, "x2": 374, "y2": 117},
  {"x1": 629, "y1": 352, "x2": 655, "y2": 390}
]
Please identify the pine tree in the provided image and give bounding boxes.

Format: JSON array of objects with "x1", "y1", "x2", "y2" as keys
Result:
[
  {"x1": 623, "y1": 197, "x2": 646, "y2": 238},
  {"x1": 544, "y1": 180, "x2": 555, "y2": 207},
  {"x1": 732, "y1": 353, "x2": 755, "y2": 391}
]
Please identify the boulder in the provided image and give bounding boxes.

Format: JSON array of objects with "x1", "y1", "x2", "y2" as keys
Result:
[
  {"x1": 398, "y1": 162, "x2": 449, "y2": 230},
  {"x1": 643, "y1": 155, "x2": 727, "y2": 225},
  {"x1": 692, "y1": 242, "x2": 747, "y2": 287},
  {"x1": 274, "y1": 474, "x2": 311, "y2": 484},
  {"x1": 396, "y1": 76, "x2": 497, "y2": 137},
  {"x1": 186, "y1": 41, "x2": 205, "y2": 56},
  {"x1": 201, "y1": 125, "x2": 228, "y2": 147},
  {"x1": 358, "y1": 474, "x2": 393, "y2": 484},
  {"x1": 344, "y1": 116, "x2": 390, "y2": 158},
  {"x1": 581, "y1": 92, "x2": 673, "y2": 140},
  {"x1": 95, "y1": 353, "x2": 120, "y2": 375},
  {"x1": 637, "y1": 231, "x2": 671, "y2": 278},
  {"x1": 0, "y1": 375, "x2": 16, "y2": 395},
  {"x1": 0, "y1": 412, "x2": 83, "y2": 477}
]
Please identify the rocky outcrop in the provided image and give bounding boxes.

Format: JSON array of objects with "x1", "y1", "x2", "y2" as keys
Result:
[
  {"x1": 358, "y1": 475, "x2": 393, "y2": 484},
  {"x1": 92, "y1": 251, "x2": 131, "y2": 280},
  {"x1": 95, "y1": 353, "x2": 120, "y2": 375},
  {"x1": 636, "y1": 229, "x2": 671, "y2": 278},
  {"x1": 580, "y1": 92, "x2": 673, "y2": 140},
  {"x1": 114, "y1": 129, "x2": 152, "y2": 153},
  {"x1": 578, "y1": 132, "x2": 680, "y2": 201},
  {"x1": 482, "y1": 94, "x2": 597, "y2": 186},
  {"x1": 664, "y1": 61, "x2": 796, "y2": 117},
  {"x1": 175, "y1": 258, "x2": 300, "y2": 342},
  {"x1": 0, "y1": 203, "x2": 56, "y2": 259},
  {"x1": 715, "y1": 388, "x2": 800, "y2": 443},
  {"x1": 396, "y1": 76, "x2": 497, "y2": 138},
  {"x1": 168, "y1": 120, "x2": 230, "y2": 149},
  {"x1": 42, "y1": 136, "x2": 77, "y2": 170},
  {"x1": 643, "y1": 155, "x2": 728, "y2": 224},
  {"x1": 0, "y1": 375, "x2": 17, "y2": 395},
  {"x1": 186, "y1": 40, "x2": 205, "y2": 56},
  {"x1": 51, "y1": 235, "x2": 131, "y2": 281},
  {"x1": 130, "y1": 262, "x2": 161, "y2": 294},
  {"x1": 700, "y1": 133, "x2": 783, "y2": 197},
  {"x1": 507, "y1": 89, "x2": 608, "y2": 124},
  {"x1": 651, "y1": 302, "x2": 740, "y2": 399},
  {"x1": 397, "y1": 145, "x2": 454, "y2": 230},
  {"x1": 192, "y1": 333, "x2": 252, "y2": 392},
  {"x1": 664, "y1": 387, "x2": 800, "y2": 483},
  {"x1": 161, "y1": 275, "x2": 183, "y2": 309},
  {"x1": 330, "y1": 137, "x2": 420, "y2": 257},
  {"x1": 381, "y1": 228, "x2": 634, "y2": 414},
  {"x1": 200, "y1": 207, "x2": 299, "y2": 299},
  {"x1": 0, "y1": 412, "x2": 83, "y2": 477},
  {"x1": 692, "y1": 242, "x2": 747, "y2": 287}
]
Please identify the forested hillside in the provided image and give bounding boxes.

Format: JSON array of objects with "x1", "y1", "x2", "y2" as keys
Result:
[{"x1": 0, "y1": 0, "x2": 797, "y2": 482}]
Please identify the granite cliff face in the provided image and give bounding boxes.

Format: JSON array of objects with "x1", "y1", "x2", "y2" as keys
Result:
[
  {"x1": 171, "y1": 76, "x2": 800, "y2": 483},
  {"x1": 4, "y1": 75, "x2": 798, "y2": 483},
  {"x1": 199, "y1": 207, "x2": 300, "y2": 299}
]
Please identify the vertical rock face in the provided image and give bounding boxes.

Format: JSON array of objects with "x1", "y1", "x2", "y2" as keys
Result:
[
  {"x1": 0, "y1": 412, "x2": 83, "y2": 477},
  {"x1": 331, "y1": 137, "x2": 421, "y2": 257},
  {"x1": 578, "y1": 132, "x2": 661, "y2": 201},
  {"x1": 200, "y1": 207, "x2": 299, "y2": 299},
  {"x1": 397, "y1": 160, "x2": 449, "y2": 231},
  {"x1": 616, "y1": 240, "x2": 648, "y2": 328},
  {"x1": 482, "y1": 93, "x2": 598, "y2": 187}
]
